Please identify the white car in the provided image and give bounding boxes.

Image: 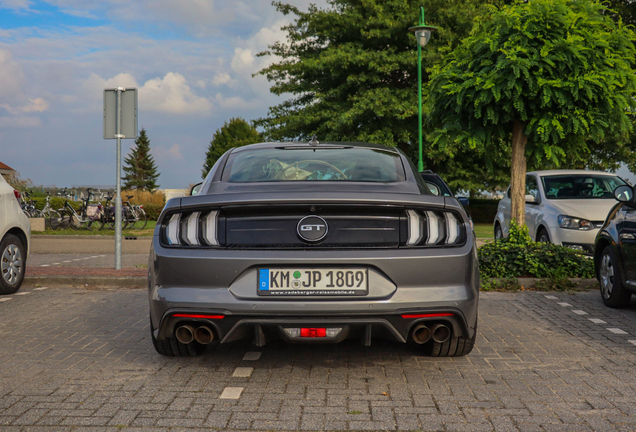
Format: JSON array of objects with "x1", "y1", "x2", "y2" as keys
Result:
[
  {"x1": 494, "y1": 170, "x2": 629, "y2": 253},
  {"x1": 0, "y1": 175, "x2": 30, "y2": 294}
]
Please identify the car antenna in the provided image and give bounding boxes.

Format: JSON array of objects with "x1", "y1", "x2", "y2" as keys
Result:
[{"x1": 309, "y1": 135, "x2": 319, "y2": 146}]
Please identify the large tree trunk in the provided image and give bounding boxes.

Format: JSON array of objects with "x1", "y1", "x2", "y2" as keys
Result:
[{"x1": 510, "y1": 120, "x2": 528, "y2": 226}]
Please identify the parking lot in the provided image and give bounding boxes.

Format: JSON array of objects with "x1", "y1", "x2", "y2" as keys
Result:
[{"x1": 1, "y1": 285, "x2": 636, "y2": 431}]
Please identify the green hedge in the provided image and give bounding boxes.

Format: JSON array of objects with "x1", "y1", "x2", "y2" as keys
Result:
[
  {"x1": 478, "y1": 221, "x2": 594, "y2": 279},
  {"x1": 464, "y1": 199, "x2": 499, "y2": 224}
]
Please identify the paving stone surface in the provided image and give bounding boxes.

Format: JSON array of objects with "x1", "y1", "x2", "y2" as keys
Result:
[{"x1": 2, "y1": 286, "x2": 636, "y2": 431}]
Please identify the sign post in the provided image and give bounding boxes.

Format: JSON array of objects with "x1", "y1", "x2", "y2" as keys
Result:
[{"x1": 103, "y1": 88, "x2": 138, "y2": 270}]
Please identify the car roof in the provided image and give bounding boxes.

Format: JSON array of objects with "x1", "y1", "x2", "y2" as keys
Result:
[
  {"x1": 528, "y1": 169, "x2": 618, "y2": 177},
  {"x1": 230, "y1": 141, "x2": 400, "y2": 154}
]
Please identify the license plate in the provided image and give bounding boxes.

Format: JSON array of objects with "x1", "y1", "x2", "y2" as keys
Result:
[{"x1": 258, "y1": 268, "x2": 368, "y2": 296}]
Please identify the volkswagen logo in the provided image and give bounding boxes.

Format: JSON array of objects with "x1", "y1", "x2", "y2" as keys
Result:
[{"x1": 297, "y1": 215, "x2": 328, "y2": 243}]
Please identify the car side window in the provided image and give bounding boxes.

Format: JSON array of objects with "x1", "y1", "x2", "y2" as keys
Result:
[
  {"x1": 506, "y1": 186, "x2": 511, "y2": 198},
  {"x1": 425, "y1": 181, "x2": 440, "y2": 196},
  {"x1": 526, "y1": 176, "x2": 539, "y2": 199}
]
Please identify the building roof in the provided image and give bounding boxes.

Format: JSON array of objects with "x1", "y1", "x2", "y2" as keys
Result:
[{"x1": 0, "y1": 161, "x2": 14, "y2": 171}]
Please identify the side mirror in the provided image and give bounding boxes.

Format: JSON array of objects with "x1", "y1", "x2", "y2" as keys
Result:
[
  {"x1": 614, "y1": 185, "x2": 634, "y2": 203},
  {"x1": 190, "y1": 182, "x2": 203, "y2": 196},
  {"x1": 457, "y1": 197, "x2": 470, "y2": 206},
  {"x1": 525, "y1": 194, "x2": 536, "y2": 204}
]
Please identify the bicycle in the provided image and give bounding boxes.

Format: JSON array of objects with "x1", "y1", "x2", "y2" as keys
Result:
[
  {"x1": 40, "y1": 192, "x2": 61, "y2": 229},
  {"x1": 19, "y1": 191, "x2": 40, "y2": 218},
  {"x1": 96, "y1": 191, "x2": 119, "y2": 230},
  {"x1": 123, "y1": 194, "x2": 147, "y2": 230},
  {"x1": 54, "y1": 188, "x2": 99, "y2": 230}
]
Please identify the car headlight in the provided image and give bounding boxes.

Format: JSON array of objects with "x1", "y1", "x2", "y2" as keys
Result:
[{"x1": 558, "y1": 215, "x2": 593, "y2": 230}]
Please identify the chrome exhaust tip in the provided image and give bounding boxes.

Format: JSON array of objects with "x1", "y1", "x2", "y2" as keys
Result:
[
  {"x1": 430, "y1": 323, "x2": 451, "y2": 343},
  {"x1": 410, "y1": 323, "x2": 432, "y2": 344},
  {"x1": 175, "y1": 325, "x2": 195, "y2": 344},
  {"x1": 194, "y1": 326, "x2": 215, "y2": 345}
]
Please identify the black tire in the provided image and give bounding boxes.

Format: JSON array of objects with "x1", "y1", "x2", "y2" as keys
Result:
[
  {"x1": 537, "y1": 228, "x2": 550, "y2": 243},
  {"x1": 150, "y1": 319, "x2": 205, "y2": 357},
  {"x1": 494, "y1": 224, "x2": 503, "y2": 241},
  {"x1": 599, "y1": 246, "x2": 631, "y2": 308},
  {"x1": 131, "y1": 211, "x2": 147, "y2": 230},
  {"x1": 46, "y1": 210, "x2": 62, "y2": 230},
  {"x1": 56, "y1": 210, "x2": 72, "y2": 230},
  {"x1": 425, "y1": 322, "x2": 477, "y2": 357},
  {"x1": 0, "y1": 234, "x2": 26, "y2": 295}
]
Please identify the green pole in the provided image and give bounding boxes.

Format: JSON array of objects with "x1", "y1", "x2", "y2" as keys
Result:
[{"x1": 417, "y1": 7, "x2": 424, "y2": 172}]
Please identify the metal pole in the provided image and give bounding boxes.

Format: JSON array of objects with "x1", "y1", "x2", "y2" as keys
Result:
[
  {"x1": 115, "y1": 87, "x2": 123, "y2": 270},
  {"x1": 417, "y1": 38, "x2": 423, "y2": 172}
]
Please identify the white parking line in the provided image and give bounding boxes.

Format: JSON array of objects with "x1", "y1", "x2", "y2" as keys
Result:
[
  {"x1": 219, "y1": 387, "x2": 243, "y2": 399},
  {"x1": 40, "y1": 264, "x2": 50, "y2": 267},
  {"x1": 62, "y1": 260, "x2": 71, "y2": 263},
  {"x1": 232, "y1": 367, "x2": 253, "y2": 378},
  {"x1": 0, "y1": 298, "x2": 11, "y2": 302},
  {"x1": 91, "y1": 256, "x2": 98, "y2": 258},
  {"x1": 72, "y1": 259, "x2": 81, "y2": 261},
  {"x1": 557, "y1": 302, "x2": 572, "y2": 307},
  {"x1": 544, "y1": 295, "x2": 558, "y2": 299},
  {"x1": 243, "y1": 352, "x2": 261, "y2": 361},
  {"x1": 33, "y1": 287, "x2": 48, "y2": 291},
  {"x1": 82, "y1": 257, "x2": 91, "y2": 260},
  {"x1": 51, "y1": 263, "x2": 60, "y2": 266},
  {"x1": 571, "y1": 310, "x2": 588, "y2": 315},
  {"x1": 14, "y1": 292, "x2": 30, "y2": 296},
  {"x1": 607, "y1": 328, "x2": 628, "y2": 335},
  {"x1": 589, "y1": 318, "x2": 607, "y2": 324},
  {"x1": 628, "y1": 340, "x2": 636, "y2": 346}
]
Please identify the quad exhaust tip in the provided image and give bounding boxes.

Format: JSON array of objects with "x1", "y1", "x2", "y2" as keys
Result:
[
  {"x1": 194, "y1": 326, "x2": 215, "y2": 345},
  {"x1": 175, "y1": 325, "x2": 195, "y2": 344},
  {"x1": 175, "y1": 325, "x2": 215, "y2": 345},
  {"x1": 410, "y1": 323, "x2": 432, "y2": 344},
  {"x1": 430, "y1": 323, "x2": 451, "y2": 343}
]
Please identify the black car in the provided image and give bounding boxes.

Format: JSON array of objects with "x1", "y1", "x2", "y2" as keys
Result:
[
  {"x1": 594, "y1": 184, "x2": 636, "y2": 308},
  {"x1": 420, "y1": 171, "x2": 469, "y2": 207}
]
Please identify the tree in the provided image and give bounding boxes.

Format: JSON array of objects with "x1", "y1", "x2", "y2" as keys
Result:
[
  {"x1": 255, "y1": 0, "x2": 510, "y2": 192},
  {"x1": 122, "y1": 128, "x2": 160, "y2": 191},
  {"x1": 428, "y1": 0, "x2": 636, "y2": 224},
  {"x1": 202, "y1": 118, "x2": 261, "y2": 178}
]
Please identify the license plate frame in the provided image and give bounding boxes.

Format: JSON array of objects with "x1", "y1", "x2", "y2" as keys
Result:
[{"x1": 258, "y1": 267, "x2": 369, "y2": 296}]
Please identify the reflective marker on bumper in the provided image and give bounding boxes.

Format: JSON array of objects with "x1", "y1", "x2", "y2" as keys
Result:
[
  {"x1": 401, "y1": 313, "x2": 454, "y2": 319},
  {"x1": 172, "y1": 313, "x2": 224, "y2": 319}
]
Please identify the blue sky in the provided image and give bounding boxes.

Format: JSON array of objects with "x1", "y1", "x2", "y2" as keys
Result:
[
  {"x1": 0, "y1": 0, "x2": 324, "y2": 189},
  {"x1": 0, "y1": 0, "x2": 634, "y2": 189}
]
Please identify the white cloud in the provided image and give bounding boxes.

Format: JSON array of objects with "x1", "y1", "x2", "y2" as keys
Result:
[
  {"x1": 0, "y1": 0, "x2": 30, "y2": 10},
  {"x1": 82, "y1": 72, "x2": 210, "y2": 114},
  {"x1": 140, "y1": 72, "x2": 211, "y2": 114},
  {"x1": 0, "y1": 116, "x2": 42, "y2": 128},
  {"x1": 154, "y1": 143, "x2": 183, "y2": 161},
  {"x1": 0, "y1": 49, "x2": 49, "y2": 117},
  {"x1": 212, "y1": 72, "x2": 231, "y2": 86}
]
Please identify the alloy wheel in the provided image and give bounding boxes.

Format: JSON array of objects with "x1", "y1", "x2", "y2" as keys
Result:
[
  {"x1": 600, "y1": 253, "x2": 614, "y2": 299},
  {"x1": 1, "y1": 244, "x2": 22, "y2": 286}
]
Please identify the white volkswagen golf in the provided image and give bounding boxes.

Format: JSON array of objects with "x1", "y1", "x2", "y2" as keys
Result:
[
  {"x1": 494, "y1": 170, "x2": 629, "y2": 254},
  {"x1": 0, "y1": 175, "x2": 30, "y2": 293}
]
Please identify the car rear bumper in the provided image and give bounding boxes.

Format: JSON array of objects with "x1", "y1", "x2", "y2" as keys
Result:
[{"x1": 148, "y1": 236, "x2": 480, "y2": 344}]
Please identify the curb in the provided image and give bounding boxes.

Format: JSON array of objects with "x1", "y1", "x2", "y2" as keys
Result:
[
  {"x1": 25, "y1": 275, "x2": 147, "y2": 288},
  {"x1": 490, "y1": 277, "x2": 598, "y2": 289}
]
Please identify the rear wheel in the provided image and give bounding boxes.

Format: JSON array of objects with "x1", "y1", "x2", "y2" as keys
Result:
[
  {"x1": 150, "y1": 319, "x2": 206, "y2": 357},
  {"x1": 0, "y1": 234, "x2": 25, "y2": 294},
  {"x1": 131, "y1": 211, "x2": 147, "y2": 230},
  {"x1": 599, "y1": 246, "x2": 631, "y2": 308},
  {"x1": 46, "y1": 210, "x2": 62, "y2": 230},
  {"x1": 425, "y1": 322, "x2": 477, "y2": 357},
  {"x1": 494, "y1": 224, "x2": 503, "y2": 241}
]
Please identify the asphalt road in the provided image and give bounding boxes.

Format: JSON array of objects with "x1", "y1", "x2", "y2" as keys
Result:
[
  {"x1": 1, "y1": 285, "x2": 636, "y2": 431},
  {"x1": 30, "y1": 235, "x2": 152, "y2": 255}
]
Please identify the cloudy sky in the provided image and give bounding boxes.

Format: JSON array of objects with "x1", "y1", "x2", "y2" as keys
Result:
[
  {"x1": 0, "y1": 0, "x2": 327, "y2": 189},
  {"x1": 1, "y1": 0, "x2": 634, "y2": 190}
]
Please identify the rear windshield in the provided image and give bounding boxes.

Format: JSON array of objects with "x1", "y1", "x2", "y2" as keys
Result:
[
  {"x1": 542, "y1": 174, "x2": 627, "y2": 199},
  {"x1": 222, "y1": 147, "x2": 406, "y2": 183}
]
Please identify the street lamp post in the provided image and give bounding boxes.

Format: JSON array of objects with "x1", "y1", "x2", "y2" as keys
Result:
[{"x1": 409, "y1": 7, "x2": 437, "y2": 172}]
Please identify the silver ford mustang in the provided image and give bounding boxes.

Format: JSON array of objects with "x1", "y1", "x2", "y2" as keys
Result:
[{"x1": 148, "y1": 141, "x2": 479, "y2": 357}]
